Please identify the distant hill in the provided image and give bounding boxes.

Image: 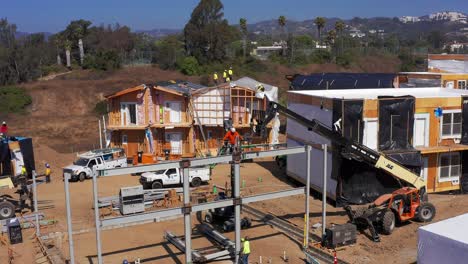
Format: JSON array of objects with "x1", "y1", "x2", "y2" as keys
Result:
[
  {"x1": 136, "y1": 28, "x2": 181, "y2": 38},
  {"x1": 15, "y1": 31, "x2": 53, "y2": 40}
]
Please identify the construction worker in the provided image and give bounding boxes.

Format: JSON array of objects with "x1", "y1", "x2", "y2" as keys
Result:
[
  {"x1": 226, "y1": 76, "x2": 231, "y2": 82},
  {"x1": 241, "y1": 236, "x2": 251, "y2": 263},
  {"x1": 228, "y1": 67, "x2": 234, "y2": 79},
  {"x1": 223, "y1": 70, "x2": 228, "y2": 82},
  {"x1": 45, "y1": 163, "x2": 51, "y2": 183},
  {"x1": 0, "y1": 133, "x2": 4, "y2": 141},
  {"x1": 1, "y1": 121, "x2": 8, "y2": 137},
  {"x1": 213, "y1": 72, "x2": 219, "y2": 85},
  {"x1": 223, "y1": 127, "x2": 242, "y2": 154},
  {"x1": 21, "y1": 165, "x2": 27, "y2": 177}
]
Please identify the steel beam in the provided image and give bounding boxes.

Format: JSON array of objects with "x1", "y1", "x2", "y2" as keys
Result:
[
  {"x1": 101, "y1": 207, "x2": 183, "y2": 227},
  {"x1": 182, "y1": 166, "x2": 192, "y2": 264},
  {"x1": 32, "y1": 171, "x2": 40, "y2": 236},
  {"x1": 164, "y1": 231, "x2": 203, "y2": 261},
  {"x1": 99, "y1": 146, "x2": 306, "y2": 177},
  {"x1": 242, "y1": 188, "x2": 305, "y2": 204},
  {"x1": 198, "y1": 223, "x2": 235, "y2": 250},
  {"x1": 100, "y1": 188, "x2": 305, "y2": 227},
  {"x1": 92, "y1": 174, "x2": 103, "y2": 264},
  {"x1": 204, "y1": 250, "x2": 231, "y2": 261},
  {"x1": 322, "y1": 144, "x2": 328, "y2": 238},
  {"x1": 63, "y1": 173, "x2": 75, "y2": 264},
  {"x1": 233, "y1": 162, "x2": 241, "y2": 264},
  {"x1": 305, "y1": 145, "x2": 311, "y2": 248}
]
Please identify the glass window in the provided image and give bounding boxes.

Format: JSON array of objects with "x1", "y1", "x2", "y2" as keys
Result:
[
  {"x1": 166, "y1": 168, "x2": 177, "y2": 175},
  {"x1": 441, "y1": 111, "x2": 462, "y2": 138},
  {"x1": 88, "y1": 159, "x2": 97, "y2": 168},
  {"x1": 439, "y1": 152, "x2": 461, "y2": 181},
  {"x1": 128, "y1": 104, "x2": 137, "y2": 124},
  {"x1": 458, "y1": 80, "x2": 467, "y2": 89}
]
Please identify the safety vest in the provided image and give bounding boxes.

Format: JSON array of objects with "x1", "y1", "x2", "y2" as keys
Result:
[
  {"x1": 228, "y1": 69, "x2": 233, "y2": 75},
  {"x1": 21, "y1": 167, "x2": 26, "y2": 175},
  {"x1": 45, "y1": 168, "x2": 51, "y2": 176},
  {"x1": 243, "y1": 240, "x2": 250, "y2": 254},
  {"x1": 223, "y1": 71, "x2": 227, "y2": 78},
  {"x1": 213, "y1": 73, "x2": 218, "y2": 80},
  {"x1": 226, "y1": 77, "x2": 231, "y2": 82}
]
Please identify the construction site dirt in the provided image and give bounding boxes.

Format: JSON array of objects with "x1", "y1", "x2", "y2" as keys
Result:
[{"x1": 1, "y1": 143, "x2": 468, "y2": 264}]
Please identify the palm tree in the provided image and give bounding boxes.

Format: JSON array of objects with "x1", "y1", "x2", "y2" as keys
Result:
[
  {"x1": 278, "y1": 16, "x2": 286, "y2": 56},
  {"x1": 326, "y1": 30, "x2": 337, "y2": 45},
  {"x1": 64, "y1": 39, "x2": 72, "y2": 69},
  {"x1": 335, "y1": 20, "x2": 345, "y2": 54},
  {"x1": 240, "y1": 18, "x2": 248, "y2": 58},
  {"x1": 314, "y1": 17, "x2": 326, "y2": 45}
]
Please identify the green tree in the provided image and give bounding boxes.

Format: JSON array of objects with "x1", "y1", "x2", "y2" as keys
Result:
[
  {"x1": 278, "y1": 16, "x2": 287, "y2": 56},
  {"x1": 334, "y1": 20, "x2": 345, "y2": 54},
  {"x1": 314, "y1": 17, "x2": 326, "y2": 45},
  {"x1": 240, "y1": 18, "x2": 248, "y2": 58},
  {"x1": 178, "y1": 56, "x2": 200, "y2": 75},
  {"x1": 183, "y1": 0, "x2": 234, "y2": 64},
  {"x1": 63, "y1": 20, "x2": 92, "y2": 65}
]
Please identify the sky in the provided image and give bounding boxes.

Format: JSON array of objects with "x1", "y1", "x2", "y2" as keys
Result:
[{"x1": 2, "y1": 0, "x2": 468, "y2": 33}]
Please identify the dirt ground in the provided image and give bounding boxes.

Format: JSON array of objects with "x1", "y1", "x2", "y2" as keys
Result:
[{"x1": 2, "y1": 144, "x2": 468, "y2": 264}]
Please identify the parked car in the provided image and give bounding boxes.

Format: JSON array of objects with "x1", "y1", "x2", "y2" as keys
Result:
[
  {"x1": 63, "y1": 148, "x2": 127, "y2": 182},
  {"x1": 139, "y1": 166, "x2": 211, "y2": 189}
]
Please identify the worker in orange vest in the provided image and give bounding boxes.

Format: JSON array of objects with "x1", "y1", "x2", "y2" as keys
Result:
[{"x1": 223, "y1": 127, "x2": 243, "y2": 153}]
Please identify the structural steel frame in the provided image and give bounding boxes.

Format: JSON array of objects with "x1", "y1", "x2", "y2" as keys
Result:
[{"x1": 64, "y1": 145, "x2": 329, "y2": 264}]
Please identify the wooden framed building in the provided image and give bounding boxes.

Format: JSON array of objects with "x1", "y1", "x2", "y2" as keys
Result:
[
  {"x1": 106, "y1": 79, "x2": 277, "y2": 159},
  {"x1": 286, "y1": 88, "x2": 468, "y2": 206}
]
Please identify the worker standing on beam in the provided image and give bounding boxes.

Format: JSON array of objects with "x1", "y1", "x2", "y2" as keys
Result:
[
  {"x1": 213, "y1": 72, "x2": 219, "y2": 85},
  {"x1": 228, "y1": 67, "x2": 234, "y2": 79},
  {"x1": 45, "y1": 163, "x2": 51, "y2": 183},
  {"x1": 223, "y1": 70, "x2": 227, "y2": 82},
  {"x1": 241, "y1": 236, "x2": 251, "y2": 264},
  {"x1": 223, "y1": 127, "x2": 243, "y2": 154}
]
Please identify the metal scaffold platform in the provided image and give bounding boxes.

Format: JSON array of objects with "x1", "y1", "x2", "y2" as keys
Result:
[{"x1": 63, "y1": 145, "x2": 332, "y2": 264}]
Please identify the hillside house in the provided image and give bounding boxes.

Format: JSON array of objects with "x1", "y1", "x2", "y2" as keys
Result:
[
  {"x1": 286, "y1": 88, "x2": 468, "y2": 206},
  {"x1": 106, "y1": 79, "x2": 277, "y2": 160}
]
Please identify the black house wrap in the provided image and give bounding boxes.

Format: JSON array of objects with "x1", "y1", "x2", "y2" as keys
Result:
[
  {"x1": 0, "y1": 137, "x2": 35, "y2": 178},
  {"x1": 378, "y1": 96, "x2": 415, "y2": 151}
]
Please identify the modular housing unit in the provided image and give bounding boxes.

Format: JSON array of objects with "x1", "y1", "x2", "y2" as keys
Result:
[{"x1": 286, "y1": 88, "x2": 468, "y2": 206}]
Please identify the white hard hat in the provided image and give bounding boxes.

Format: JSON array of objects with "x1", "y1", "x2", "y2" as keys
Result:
[
  {"x1": 230, "y1": 127, "x2": 236, "y2": 132},
  {"x1": 2, "y1": 121, "x2": 5, "y2": 125}
]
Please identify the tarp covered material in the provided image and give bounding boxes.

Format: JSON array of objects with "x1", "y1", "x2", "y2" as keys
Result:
[
  {"x1": 231, "y1": 77, "x2": 279, "y2": 102},
  {"x1": 428, "y1": 59, "x2": 468, "y2": 73},
  {"x1": 418, "y1": 213, "x2": 468, "y2": 264},
  {"x1": 337, "y1": 158, "x2": 402, "y2": 205},
  {"x1": 385, "y1": 150, "x2": 423, "y2": 175},
  {"x1": 0, "y1": 137, "x2": 35, "y2": 178},
  {"x1": 378, "y1": 96, "x2": 415, "y2": 151},
  {"x1": 290, "y1": 73, "x2": 397, "y2": 90},
  {"x1": 461, "y1": 96, "x2": 468, "y2": 145}
]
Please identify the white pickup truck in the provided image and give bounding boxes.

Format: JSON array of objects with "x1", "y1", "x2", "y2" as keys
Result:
[
  {"x1": 139, "y1": 166, "x2": 211, "y2": 189},
  {"x1": 63, "y1": 148, "x2": 127, "y2": 182}
]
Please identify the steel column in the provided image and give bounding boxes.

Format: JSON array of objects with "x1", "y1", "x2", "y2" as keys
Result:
[
  {"x1": 98, "y1": 119, "x2": 103, "y2": 149},
  {"x1": 304, "y1": 145, "x2": 311, "y2": 248},
  {"x1": 322, "y1": 144, "x2": 328, "y2": 238},
  {"x1": 233, "y1": 162, "x2": 241, "y2": 264},
  {"x1": 32, "y1": 171, "x2": 40, "y2": 236},
  {"x1": 183, "y1": 166, "x2": 192, "y2": 264},
  {"x1": 92, "y1": 174, "x2": 103, "y2": 264},
  {"x1": 64, "y1": 173, "x2": 75, "y2": 264}
]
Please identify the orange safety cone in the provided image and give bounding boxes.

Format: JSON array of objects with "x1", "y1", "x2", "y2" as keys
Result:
[{"x1": 333, "y1": 250, "x2": 338, "y2": 264}]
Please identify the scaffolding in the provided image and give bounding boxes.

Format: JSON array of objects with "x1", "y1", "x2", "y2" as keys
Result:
[{"x1": 64, "y1": 144, "x2": 328, "y2": 264}]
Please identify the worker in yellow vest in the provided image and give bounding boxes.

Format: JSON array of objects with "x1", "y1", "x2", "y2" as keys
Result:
[
  {"x1": 241, "y1": 236, "x2": 250, "y2": 263},
  {"x1": 21, "y1": 165, "x2": 27, "y2": 177},
  {"x1": 223, "y1": 70, "x2": 228, "y2": 82},
  {"x1": 45, "y1": 163, "x2": 51, "y2": 183},
  {"x1": 213, "y1": 72, "x2": 219, "y2": 85},
  {"x1": 228, "y1": 67, "x2": 233, "y2": 79},
  {"x1": 226, "y1": 76, "x2": 231, "y2": 82}
]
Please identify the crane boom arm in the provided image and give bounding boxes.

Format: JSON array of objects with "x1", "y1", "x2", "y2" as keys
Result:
[{"x1": 259, "y1": 101, "x2": 426, "y2": 191}]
